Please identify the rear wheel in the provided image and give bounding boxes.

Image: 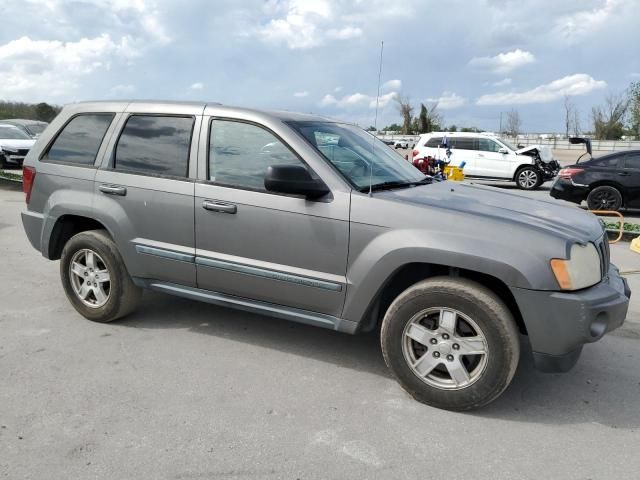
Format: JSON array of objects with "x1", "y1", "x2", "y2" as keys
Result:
[
  {"x1": 515, "y1": 166, "x2": 542, "y2": 190},
  {"x1": 587, "y1": 185, "x2": 622, "y2": 211},
  {"x1": 60, "y1": 229, "x2": 142, "y2": 323},
  {"x1": 381, "y1": 277, "x2": 520, "y2": 411}
]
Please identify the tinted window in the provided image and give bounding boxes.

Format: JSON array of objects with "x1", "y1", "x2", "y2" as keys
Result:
[
  {"x1": 478, "y1": 138, "x2": 501, "y2": 152},
  {"x1": 624, "y1": 153, "x2": 640, "y2": 169},
  {"x1": 209, "y1": 120, "x2": 304, "y2": 191},
  {"x1": 589, "y1": 154, "x2": 620, "y2": 168},
  {"x1": 450, "y1": 137, "x2": 477, "y2": 150},
  {"x1": 115, "y1": 115, "x2": 194, "y2": 177},
  {"x1": 46, "y1": 114, "x2": 114, "y2": 165},
  {"x1": 425, "y1": 137, "x2": 442, "y2": 147}
]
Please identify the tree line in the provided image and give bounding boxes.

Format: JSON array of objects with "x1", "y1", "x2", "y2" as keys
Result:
[
  {"x1": 380, "y1": 81, "x2": 640, "y2": 140},
  {"x1": 0, "y1": 101, "x2": 61, "y2": 123}
]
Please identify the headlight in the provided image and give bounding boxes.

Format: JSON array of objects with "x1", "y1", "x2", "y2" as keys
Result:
[{"x1": 550, "y1": 242, "x2": 601, "y2": 290}]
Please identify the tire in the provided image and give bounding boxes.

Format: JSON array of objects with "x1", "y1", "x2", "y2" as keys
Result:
[
  {"x1": 515, "y1": 166, "x2": 542, "y2": 190},
  {"x1": 587, "y1": 185, "x2": 622, "y2": 211},
  {"x1": 380, "y1": 277, "x2": 520, "y2": 411},
  {"x1": 0, "y1": 154, "x2": 7, "y2": 170},
  {"x1": 60, "y1": 229, "x2": 142, "y2": 323}
]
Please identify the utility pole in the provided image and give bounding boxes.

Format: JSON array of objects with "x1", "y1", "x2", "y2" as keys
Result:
[{"x1": 499, "y1": 112, "x2": 503, "y2": 135}]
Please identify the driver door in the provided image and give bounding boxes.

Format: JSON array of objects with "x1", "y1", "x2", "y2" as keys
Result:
[{"x1": 194, "y1": 118, "x2": 350, "y2": 317}]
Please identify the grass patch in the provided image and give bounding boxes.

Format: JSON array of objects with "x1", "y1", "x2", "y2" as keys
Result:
[
  {"x1": 0, "y1": 170, "x2": 23, "y2": 182},
  {"x1": 604, "y1": 221, "x2": 640, "y2": 234}
]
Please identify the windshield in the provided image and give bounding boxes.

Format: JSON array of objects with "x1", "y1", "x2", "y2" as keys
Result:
[
  {"x1": 288, "y1": 121, "x2": 426, "y2": 191},
  {"x1": 498, "y1": 138, "x2": 518, "y2": 151},
  {"x1": 0, "y1": 126, "x2": 30, "y2": 140},
  {"x1": 26, "y1": 123, "x2": 46, "y2": 135}
]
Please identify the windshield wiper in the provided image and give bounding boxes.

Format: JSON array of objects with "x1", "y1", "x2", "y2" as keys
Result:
[{"x1": 359, "y1": 176, "x2": 432, "y2": 193}]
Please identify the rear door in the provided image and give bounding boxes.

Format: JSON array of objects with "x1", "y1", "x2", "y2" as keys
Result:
[
  {"x1": 94, "y1": 104, "x2": 202, "y2": 287},
  {"x1": 449, "y1": 137, "x2": 477, "y2": 174},
  {"x1": 620, "y1": 152, "x2": 640, "y2": 208},
  {"x1": 194, "y1": 115, "x2": 350, "y2": 317}
]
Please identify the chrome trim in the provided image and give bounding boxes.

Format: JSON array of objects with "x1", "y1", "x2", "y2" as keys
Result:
[
  {"x1": 134, "y1": 279, "x2": 357, "y2": 333},
  {"x1": 195, "y1": 256, "x2": 343, "y2": 292},
  {"x1": 135, "y1": 244, "x2": 195, "y2": 263}
]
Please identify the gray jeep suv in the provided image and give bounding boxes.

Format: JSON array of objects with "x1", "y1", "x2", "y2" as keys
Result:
[{"x1": 21, "y1": 101, "x2": 630, "y2": 410}]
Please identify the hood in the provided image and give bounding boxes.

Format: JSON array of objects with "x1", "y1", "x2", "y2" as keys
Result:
[
  {"x1": 0, "y1": 139, "x2": 35, "y2": 150},
  {"x1": 377, "y1": 181, "x2": 603, "y2": 242},
  {"x1": 515, "y1": 145, "x2": 553, "y2": 162}
]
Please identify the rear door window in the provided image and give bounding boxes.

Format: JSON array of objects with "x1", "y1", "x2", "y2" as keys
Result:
[
  {"x1": 450, "y1": 137, "x2": 477, "y2": 150},
  {"x1": 425, "y1": 137, "x2": 442, "y2": 147},
  {"x1": 623, "y1": 153, "x2": 640, "y2": 169},
  {"x1": 114, "y1": 115, "x2": 194, "y2": 178},
  {"x1": 45, "y1": 114, "x2": 114, "y2": 165},
  {"x1": 589, "y1": 154, "x2": 621, "y2": 168}
]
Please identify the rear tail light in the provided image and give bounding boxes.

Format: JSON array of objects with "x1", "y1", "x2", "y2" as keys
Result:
[
  {"x1": 558, "y1": 167, "x2": 583, "y2": 179},
  {"x1": 412, "y1": 149, "x2": 419, "y2": 157},
  {"x1": 22, "y1": 166, "x2": 36, "y2": 204}
]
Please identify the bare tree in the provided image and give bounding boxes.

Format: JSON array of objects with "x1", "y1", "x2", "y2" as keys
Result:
[
  {"x1": 563, "y1": 95, "x2": 574, "y2": 139},
  {"x1": 505, "y1": 108, "x2": 522, "y2": 138},
  {"x1": 592, "y1": 92, "x2": 630, "y2": 140},
  {"x1": 572, "y1": 108, "x2": 581, "y2": 137},
  {"x1": 395, "y1": 95, "x2": 414, "y2": 134}
]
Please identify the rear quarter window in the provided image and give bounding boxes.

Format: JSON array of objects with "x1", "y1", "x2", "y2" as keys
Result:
[
  {"x1": 45, "y1": 113, "x2": 114, "y2": 165},
  {"x1": 424, "y1": 137, "x2": 442, "y2": 147}
]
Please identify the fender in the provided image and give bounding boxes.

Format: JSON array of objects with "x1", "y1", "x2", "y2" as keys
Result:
[{"x1": 341, "y1": 226, "x2": 556, "y2": 324}]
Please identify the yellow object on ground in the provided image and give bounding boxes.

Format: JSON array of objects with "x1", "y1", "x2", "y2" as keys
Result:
[
  {"x1": 631, "y1": 236, "x2": 640, "y2": 254},
  {"x1": 444, "y1": 166, "x2": 465, "y2": 181}
]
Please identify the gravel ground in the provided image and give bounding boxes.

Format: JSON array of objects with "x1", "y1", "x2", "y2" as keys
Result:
[{"x1": 1, "y1": 184, "x2": 640, "y2": 480}]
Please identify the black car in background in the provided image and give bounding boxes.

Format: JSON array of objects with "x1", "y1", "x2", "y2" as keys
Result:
[{"x1": 550, "y1": 149, "x2": 640, "y2": 211}]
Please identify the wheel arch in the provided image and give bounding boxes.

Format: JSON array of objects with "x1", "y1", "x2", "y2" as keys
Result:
[
  {"x1": 512, "y1": 163, "x2": 537, "y2": 181},
  {"x1": 48, "y1": 215, "x2": 111, "y2": 260},
  {"x1": 354, "y1": 262, "x2": 527, "y2": 337}
]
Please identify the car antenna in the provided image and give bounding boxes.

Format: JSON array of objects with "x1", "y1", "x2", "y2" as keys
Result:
[{"x1": 369, "y1": 40, "x2": 384, "y2": 197}]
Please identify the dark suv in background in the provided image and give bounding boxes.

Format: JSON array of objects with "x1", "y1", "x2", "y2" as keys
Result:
[{"x1": 550, "y1": 150, "x2": 640, "y2": 211}]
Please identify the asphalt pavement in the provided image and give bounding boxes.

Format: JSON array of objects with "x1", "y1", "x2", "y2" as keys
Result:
[{"x1": 1, "y1": 183, "x2": 640, "y2": 480}]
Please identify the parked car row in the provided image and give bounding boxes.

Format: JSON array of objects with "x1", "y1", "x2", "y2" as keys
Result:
[{"x1": 0, "y1": 119, "x2": 48, "y2": 169}]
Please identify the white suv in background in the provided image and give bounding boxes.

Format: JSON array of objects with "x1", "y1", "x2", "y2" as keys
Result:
[{"x1": 412, "y1": 132, "x2": 560, "y2": 189}]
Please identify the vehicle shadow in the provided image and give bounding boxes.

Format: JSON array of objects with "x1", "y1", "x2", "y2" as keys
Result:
[{"x1": 120, "y1": 291, "x2": 640, "y2": 428}]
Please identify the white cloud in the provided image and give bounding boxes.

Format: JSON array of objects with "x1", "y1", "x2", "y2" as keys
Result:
[
  {"x1": 333, "y1": 86, "x2": 342, "y2": 92},
  {"x1": 257, "y1": 0, "x2": 362, "y2": 49},
  {"x1": 476, "y1": 73, "x2": 606, "y2": 105},
  {"x1": 493, "y1": 78, "x2": 512, "y2": 87},
  {"x1": 190, "y1": 82, "x2": 204, "y2": 90},
  {"x1": 554, "y1": 0, "x2": 623, "y2": 41},
  {"x1": 469, "y1": 49, "x2": 535, "y2": 74},
  {"x1": 293, "y1": 91, "x2": 309, "y2": 97},
  {"x1": 426, "y1": 92, "x2": 466, "y2": 110},
  {"x1": 0, "y1": 35, "x2": 139, "y2": 100},
  {"x1": 110, "y1": 84, "x2": 135, "y2": 95},
  {"x1": 319, "y1": 90, "x2": 399, "y2": 109},
  {"x1": 381, "y1": 79, "x2": 402, "y2": 92}
]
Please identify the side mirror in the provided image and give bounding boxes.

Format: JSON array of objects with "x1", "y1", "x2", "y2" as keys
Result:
[
  {"x1": 265, "y1": 164, "x2": 330, "y2": 199},
  {"x1": 498, "y1": 147, "x2": 508, "y2": 154}
]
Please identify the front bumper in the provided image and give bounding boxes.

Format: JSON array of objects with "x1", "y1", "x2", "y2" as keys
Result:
[
  {"x1": 510, "y1": 264, "x2": 630, "y2": 373},
  {"x1": 0, "y1": 153, "x2": 26, "y2": 167}
]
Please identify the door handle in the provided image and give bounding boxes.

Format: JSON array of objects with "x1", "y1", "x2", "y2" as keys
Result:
[
  {"x1": 99, "y1": 184, "x2": 127, "y2": 196},
  {"x1": 202, "y1": 200, "x2": 237, "y2": 214},
  {"x1": 477, "y1": 153, "x2": 484, "y2": 157},
  {"x1": 617, "y1": 172, "x2": 630, "y2": 176}
]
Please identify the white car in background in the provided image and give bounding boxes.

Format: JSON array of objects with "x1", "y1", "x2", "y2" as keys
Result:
[
  {"x1": 412, "y1": 132, "x2": 560, "y2": 189},
  {"x1": 0, "y1": 124, "x2": 36, "y2": 169},
  {"x1": 393, "y1": 139, "x2": 409, "y2": 149}
]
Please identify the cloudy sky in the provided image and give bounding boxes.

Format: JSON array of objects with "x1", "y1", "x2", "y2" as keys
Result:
[{"x1": 1, "y1": 0, "x2": 639, "y2": 132}]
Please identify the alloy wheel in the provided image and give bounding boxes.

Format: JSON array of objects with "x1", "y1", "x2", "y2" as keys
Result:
[
  {"x1": 69, "y1": 249, "x2": 111, "y2": 308},
  {"x1": 402, "y1": 307, "x2": 489, "y2": 390},
  {"x1": 518, "y1": 170, "x2": 538, "y2": 189}
]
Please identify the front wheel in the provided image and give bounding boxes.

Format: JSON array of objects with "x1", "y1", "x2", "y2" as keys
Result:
[
  {"x1": 381, "y1": 277, "x2": 520, "y2": 411},
  {"x1": 515, "y1": 166, "x2": 542, "y2": 190},
  {"x1": 60, "y1": 229, "x2": 142, "y2": 323}
]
